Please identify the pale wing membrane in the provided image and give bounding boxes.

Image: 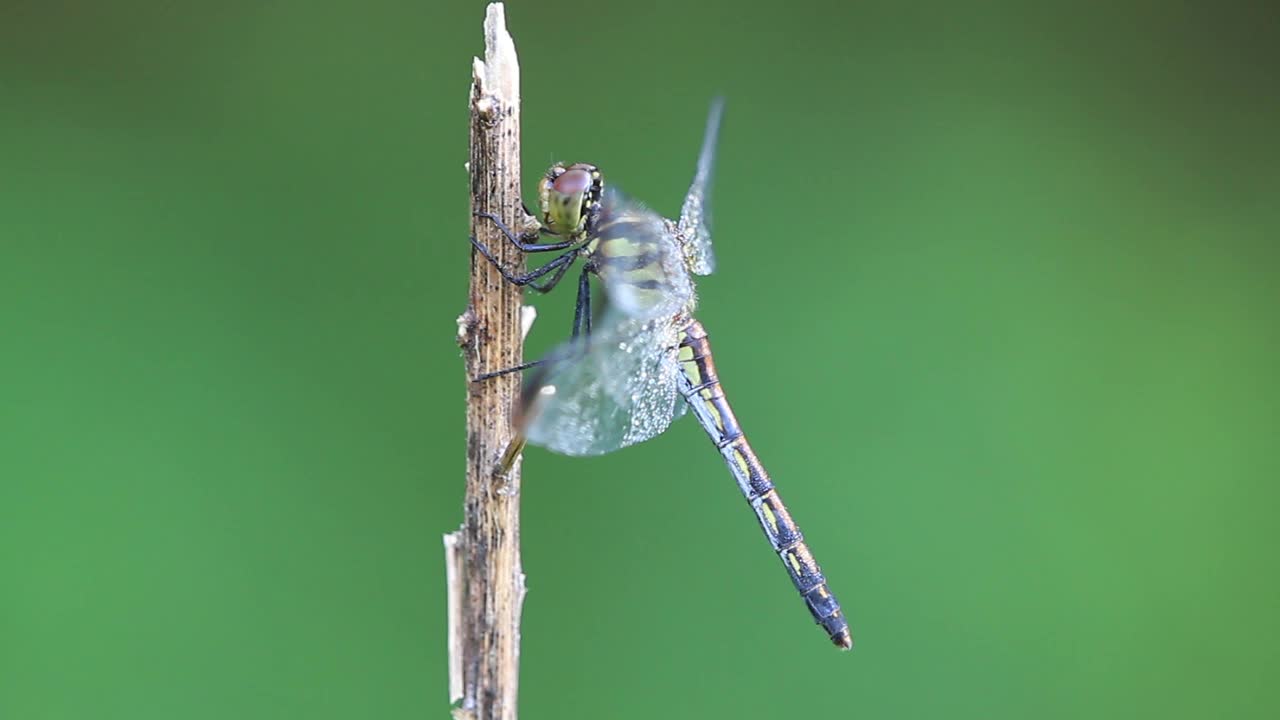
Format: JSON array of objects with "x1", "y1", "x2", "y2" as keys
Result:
[
  {"x1": 678, "y1": 97, "x2": 723, "y2": 276},
  {"x1": 593, "y1": 188, "x2": 693, "y2": 321},
  {"x1": 521, "y1": 310, "x2": 685, "y2": 457}
]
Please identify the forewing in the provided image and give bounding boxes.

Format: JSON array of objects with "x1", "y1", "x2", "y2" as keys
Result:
[
  {"x1": 678, "y1": 97, "x2": 724, "y2": 276},
  {"x1": 520, "y1": 311, "x2": 686, "y2": 457},
  {"x1": 593, "y1": 188, "x2": 694, "y2": 320}
]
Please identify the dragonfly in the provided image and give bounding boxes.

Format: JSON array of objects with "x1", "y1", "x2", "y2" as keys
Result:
[{"x1": 470, "y1": 100, "x2": 852, "y2": 649}]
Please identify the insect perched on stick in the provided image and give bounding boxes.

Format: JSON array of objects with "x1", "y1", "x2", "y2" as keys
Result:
[{"x1": 470, "y1": 100, "x2": 853, "y2": 649}]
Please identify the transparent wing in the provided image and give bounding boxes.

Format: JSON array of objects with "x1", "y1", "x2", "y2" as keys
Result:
[
  {"x1": 519, "y1": 309, "x2": 685, "y2": 457},
  {"x1": 593, "y1": 188, "x2": 694, "y2": 320},
  {"x1": 678, "y1": 97, "x2": 723, "y2": 276}
]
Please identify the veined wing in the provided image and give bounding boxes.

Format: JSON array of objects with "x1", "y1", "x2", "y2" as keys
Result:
[
  {"x1": 593, "y1": 187, "x2": 694, "y2": 320},
  {"x1": 519, "y1": 307, "x2": 685, "y2": 457},
  {"x1": 678, "y1": 97, "x2": 723, "y2": 276}
]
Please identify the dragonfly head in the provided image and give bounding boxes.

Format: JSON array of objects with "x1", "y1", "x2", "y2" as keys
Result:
[{"x1": 539, "y1": 163, "x2": 602, "y2": 237}]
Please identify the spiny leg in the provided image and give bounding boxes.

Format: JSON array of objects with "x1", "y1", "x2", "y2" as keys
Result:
[
  {"x1": 473, "y1": 211, "x2": 576, "y2": 252},
  {"x1": 469, "y1": 207, "x2": 580, "y2": 292},
  {"x1": 472, "y1": 359, "x2": 546, "y2": 382},
  {"x1": 468, "y1": 235, "x2": 578, "y2": 290},
  {"x1": 527, "y1": 249, "x2": 576, "y2": 294},
  {"x1": 473, "y1": 267, "x2": 596, "y2": 382},
  {"x1": 571, "y1": 266, "x2": 592, "y2": 339}
]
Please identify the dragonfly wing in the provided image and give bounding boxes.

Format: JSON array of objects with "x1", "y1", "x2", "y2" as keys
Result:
[
  {"x1": 593, "y1": 188, "x2": 694, "y2": 320},
  {"x1": 678, "y1": 97, "x2": 723, "y2": 276},
  {"x1": 520, "y1": 312, "x2": 686, "y2": 457}
]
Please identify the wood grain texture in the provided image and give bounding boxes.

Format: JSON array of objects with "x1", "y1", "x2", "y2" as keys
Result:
[{"x1": 448, "y1": 4, "x2": 532, "y2": 719}]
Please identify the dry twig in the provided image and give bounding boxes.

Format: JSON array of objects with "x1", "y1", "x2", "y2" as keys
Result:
[{"x1": 446, "y1": 4, "x2": 531, "y2": 719}]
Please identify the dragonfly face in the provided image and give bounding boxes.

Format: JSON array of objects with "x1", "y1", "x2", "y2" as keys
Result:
[{"x1": 538, "y1": 162, "x2": 603, "y2": 238}]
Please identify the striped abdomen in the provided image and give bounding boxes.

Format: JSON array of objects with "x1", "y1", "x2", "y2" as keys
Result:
[{"x1": 676, "y1": 319, "x2": 852, "y2": 649}]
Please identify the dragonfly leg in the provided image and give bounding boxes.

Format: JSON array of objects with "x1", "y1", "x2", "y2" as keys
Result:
[
  {"x1": 472, "y1": 358, "x2": 547, "y2": 382},
  {"x1": 473, "y1": 211, "x2": 576, "y2": 252},
  {"x1": 474, "y1": 267, "x2": 593, "y2": 382},
  {"x1": 527, "y1": 251, "x2": 576, "y2": 294},
  {"x1": 571, "y1": 267, "x2": 593, "y2": 339},
  {"x1": 469, "y1": 235, "x2": 579, "y2": 290}
]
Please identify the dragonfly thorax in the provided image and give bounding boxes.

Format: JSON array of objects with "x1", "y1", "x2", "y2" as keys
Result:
[{"x1": 539, "y1": 162, "x2": 603, "y2": 239}]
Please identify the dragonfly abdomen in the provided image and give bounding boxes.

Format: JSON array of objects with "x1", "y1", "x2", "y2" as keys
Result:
[{"x1": 676, "y1": 319, "x2": 852, "y2": 649}]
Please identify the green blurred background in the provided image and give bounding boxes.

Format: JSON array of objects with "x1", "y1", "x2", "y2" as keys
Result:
[{"x1": 2, "y1": 1, "x2": 1277, "y2": 718}]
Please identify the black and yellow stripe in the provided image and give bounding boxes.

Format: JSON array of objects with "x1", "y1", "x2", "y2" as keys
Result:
[
  {"x1": 589, "y1": 197, "x2": 692, "y2": 318},
  {"x1": 677, "y1": 319, "x2": 852, "y2": 649}
]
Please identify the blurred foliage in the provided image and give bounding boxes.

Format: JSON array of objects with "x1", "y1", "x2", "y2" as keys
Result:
[{"x1": 1, "y1": 1, "x2": 1277, "y2": 718}]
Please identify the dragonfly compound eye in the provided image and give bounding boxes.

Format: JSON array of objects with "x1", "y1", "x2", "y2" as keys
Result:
[
  {"x1": 543, "y1": 167, "x2": 593, "y2": 235},
  {"x1": 552, "y1": 168, "x2": 593, "y2": 196}
]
